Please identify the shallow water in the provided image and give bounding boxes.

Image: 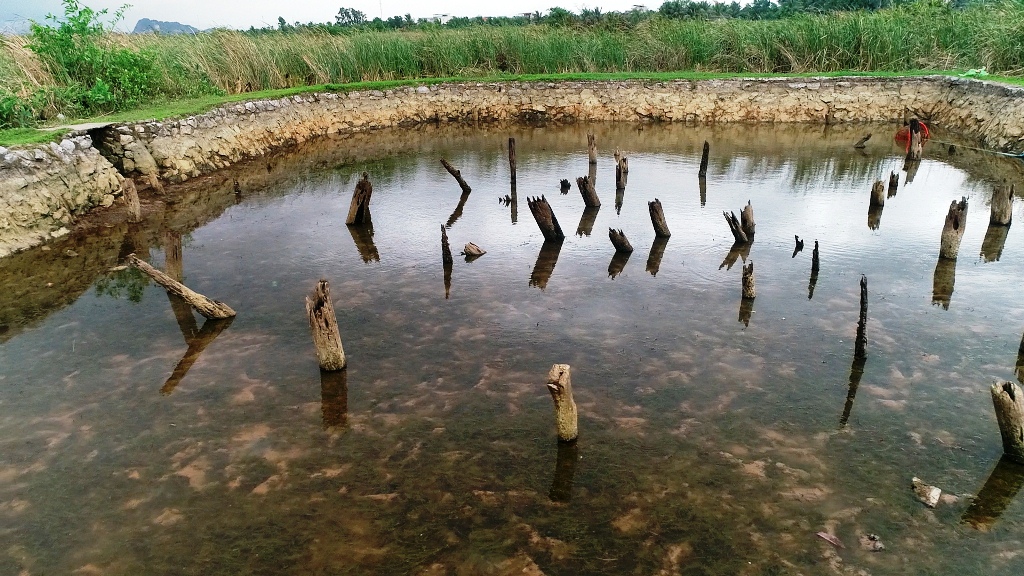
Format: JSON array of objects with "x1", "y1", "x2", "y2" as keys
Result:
[{"x1": 2, "y1": 122, "x2": 1024, "y2": 575}]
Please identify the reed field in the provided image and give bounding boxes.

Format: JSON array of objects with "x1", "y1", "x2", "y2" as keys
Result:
[{"x1": 2, "y1": 0, "x2": 1023, "y2": 128}]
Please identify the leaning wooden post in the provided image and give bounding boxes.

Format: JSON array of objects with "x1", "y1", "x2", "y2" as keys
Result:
[
  {"x1": 345, "y1": 172, "x2": 373, "y2": 225},
  {"x1": 648, "y1": 199, "x2": 671, "y2": 238},
  {"x1": 508, "y1": 137, "x2": 517, "y2": 185},
  {"x1": 741, "y1": 261, "x2": 756, "y2": 300},
  {"x1": 698, "y1": 140, "x2": 710, "y2": 178},
  {"x1": 723, "y1": 211, "x2": 748, "y2": 244},
  {"x1": 127, "y1": 254, "x2": 235, "y2": 319},
  {"x1": 855, "y1": 275, "x2": 868, "y2": 360},
  {"x1": 122, "y1": 178, "x2": 141, "y2": 223},
  {"x1": 306, "y1": 279, "x2": 346, "y2": 371},
  {"x1": 888, "y1": 171, "x2": 899, "y2": 197},
  {"x1": 990, "y1": 182, "x2": 1014, "y2": 226},
  {"x1": 546, "y1": 364, "x2": 578, "y2": 443},
  {"x1": 939, "y1": 197, "x2": 969, "y2": 259},
  {"x1": 991, "y1": 381, "x2": 1024, "y2": 464},
  {"x1": 527, "y1": 196, "x2": 565, "y2": 242},
  {"x1": 870, "y1": 179, "x2": 885, "y2": 208},
  {"x1": 587, "y1": 133, "x2": 597, "y2": 165},
  {"x1": 440, "y1": 158, "x2": 472, "y2": 193},
  {"x1": 576, "y1": 176, "x2": 601, "y2": 208},
  {"x1": 609, "y1": 228, "x2": 633, "y2": 253},
  {"x1": 740, "y1": 201, "x2": 755, "y2": 238}
]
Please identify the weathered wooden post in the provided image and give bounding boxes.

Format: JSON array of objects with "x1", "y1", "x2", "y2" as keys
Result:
[
  {"x1": 306, "y1": 279, "x2": 346, "y2": 371},
  {"x1": 962, "y1": 456, "x2": 1024, "y2": 530},
  {"x1": 549, "y1": 440, "x2": 579, "y2": 503},
  {"x1": 609, "y1": 228, "x2": 633, "y2": 253},
  {"x1": 808, "y1": 241, "x2": 819, "y2": 300},
  {"x1": 320, "y1": 368, "x2": 348, "y2": 429},
  {"x1": 646, "y1": 237, "x2": 668, "y2": 276},
  {"x1": 615, "y1": 157, "x2": 628, "y2": 191},
  {"x1": 440, "y1": 158, "x2": 472, "y2": 193},
  {"x1": 576, "y1": 175, "x2": 601, "y2": 208},
  {"x1": 528, "y1": 196, "x2": 566, "y2": 242},
  {"x1": 698, "y1": 140, "x2": 710, "y2": 178},
  {"x1": 855, "y1": 275, "x2": 867, "y2": 360},
  {"x1": 740, "y1": 201, "x2": 755, "y2": 238},
  {"x1": 648, "y1": 199, "x2": 671, "y2": 238},
  {"x1": 546, "y1": 364, "x2": 578, "y2": 442},
  {"x1": 888, "y1": 171, "x2": 899, "y2": 198},
  {"x1": 939, "y1": 197, "x2": 968, "y2": 259},
  {"x1": 530, "y1": 241, "x2": 563, "y2": 290},
  {"x1": 462, "y1": 242, "x2": 486, "y2": 261},
  {"x1": 345, "y1": 172, "x2": 373, "y2": 225},
  {"x1": 576, "y1": 206, "x2": 600, "y2": 237},
  {"x1": 508, "y1": 137, "x2": 517, "y2": 185},
  {"x1": 587, "y1": 133, "x2": 597, "y2": 165},
  {"x1": 990, "y1": 182, "x2": 1014, "y2": 226},
  {"x1": 127, "y1": 254, "x2": 236, "y2": 319},
  {"x1": 906, "y1": 119, "x2": 924, "y2": 161},
  {"x1": 991, "y1": 381, "x2": 1024, "y2": 464},
  {"x1": 742, "y1": 261, "x2": 756, "y2": 300},
  {"x1": 723, "y1": 211, "x2": 748, "y2": 244},
  {"x1": 122, "y1": 178, "x2": 141, "y2": 223},
  {"x1": 441, "y1": 225, "x2": 453, "y2": 298},
  {"x1": 932, "y1": 258, "x2": 956, "y2": 310},
  {"x1": 870, "y1": 180, "x2": 885, "y2": 208}
]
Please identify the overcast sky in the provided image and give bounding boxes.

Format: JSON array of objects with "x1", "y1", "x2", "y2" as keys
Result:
[{"x1": 2, "y1": 1, "x2": 662, "y2": 32}]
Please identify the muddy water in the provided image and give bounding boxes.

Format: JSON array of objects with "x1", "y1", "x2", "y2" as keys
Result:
[{"x1": 2, "y1": 123, "x2": 1024, "y2": 575}]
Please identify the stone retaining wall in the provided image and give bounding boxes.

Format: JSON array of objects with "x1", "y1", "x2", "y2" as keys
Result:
[{"x1": 2, "y1": 75, "x2": 1023, "y2": 258}]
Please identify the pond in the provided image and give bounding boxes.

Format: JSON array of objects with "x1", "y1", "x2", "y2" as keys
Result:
[{"x1": 2, "y1": 122, "x2": 1024, "y2": 575}]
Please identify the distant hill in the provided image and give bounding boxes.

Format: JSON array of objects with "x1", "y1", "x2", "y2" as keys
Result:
[{"x1": 133, "y1": 18, "x2": 199, "y2": 34}]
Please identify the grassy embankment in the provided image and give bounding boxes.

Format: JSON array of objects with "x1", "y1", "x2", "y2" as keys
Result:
[{"x1": 2, "y1": 1, "x2": 1023, "y2": 146}]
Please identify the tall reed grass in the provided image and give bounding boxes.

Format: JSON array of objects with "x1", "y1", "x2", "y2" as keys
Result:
[{"x1": 3, "y1": 1, "x2": 1023, "y2": 124}]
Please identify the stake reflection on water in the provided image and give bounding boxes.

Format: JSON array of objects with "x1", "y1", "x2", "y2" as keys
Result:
[
  {"x1": 530, "y1": 240, "x2": 563, "y2": 290},
  {"x1": 962, "y1": 456, "x2": 1024, "y2": 531},
  {"x1": 347, "y1": 218, "x2": 380, "y2": 263},
  {"x1": 320, "y1": 368, "x2": 348, "y2": 429},
  {"x1": 549, "y1": 440, "x2": 579, "y2": 503},
  {"x1": 646, "y1": 237, "x2": 669, "y2": 276},
  {"x1": 932, "y1": 258, "x2": 956, "y2": 310},
  {"x1": 608, "y1": 250, "x2": 631, "y2": 279},
  {"x1": 576, "y1": 206, "x2": 600, "y2": 237},
  {"x1": 980, "y1": 222, "x2": 1010, "y2": 263},
  {"x1": 161, "y1": 317, "x2": 235, "y2": 395}
]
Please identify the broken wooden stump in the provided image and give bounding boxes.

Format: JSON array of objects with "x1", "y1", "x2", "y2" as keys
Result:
[
  {"x1": 888, "y1": 171, "x2": 899, "y2": 197},
  {"x1": 853, "y1": 133, "x2": 871, "y2": 149},
  {"x1": 932, "y1": 258, "x2": 956, "y2": 310},
  {"x1": 576, "y1": 206, "x2": 600, "y2": 237},
  {"x1": 530, "y1": 240, "x2": 563, "y2": 290},
  {"x1": 546, "y1": 364, "x2": 578, "y2": 442},
  {"x1": 608, "y1": 251, "x2": 631, "y2": 279},
  {"x1": 982, "y1": 223, "x2": 1010, "y2": 262},
  {"x1": 462, "y1": 242, "x2": 486, "y2": 261},
  {"x1": 962, "y1": 456, "x2": 1024, "y2": 530},
  {"x1": 559, "y1": 179, "x2": 571, "y2": 193},
  {"x1": 792, "y1": 235, "x2": 804, "y2": 258},
  {"x1": 939, "y1": 197, "x2": 969, "y2": 259},
  {"x1": 906, "y1": 119, "x2": 924, "y2": 161},
  {"x1": 345, "y1": 172, "x2": 373, "y2": 225},
  {"x1": 1016, "y1": 330, "x2": 1024, "y2": 385},
  {"x1": 809, "y1": 241, "x2": 819, "y2": 300},
  {"x1": 527, "y1": 195, "x2": 565, "y2": 242},
  {"x1": 741, "y1": 261, "x2": 756, "y2": 300},
  {"x1": 587, "y1": 133, "x2": 597, "y2": 165},
  {"x1": 122, "y1": 178, "x2": 141, "y2": 223},
  {"x1": 870, "y1": 179, "x2": 885, "y2": 208},
  {"x1": 991, "y1": 381, "x2": 1024, "y2": 464},
  {"x1": 306, "y1": 279, "x2": 346, "y2": 371},
  {"x1": 549, "y1": 439, "x2": 579, "y2": 503},
  {"x1": 127, "y1": 254, "x2": 235, "y2": 319},
  {"x1": 440, "y1": 158, "x2": 472, "y2": 193},
  {"x1": 740, "y1": 201, "x2": 755, "y2": 238},
  {"x1": 990, "y1": 182, "x2": 1014, "y2": 226},
  {"x1": 508, "y1": 137, "x2": 517, "y2": 185},
  {"x1": 698, "y1": 140, "x2": 710, "y2": 178},
  {"x1": 615, "y1": 156, "x2": 629, "y2": 191},
  {"x1": 855, "y1": 275, "x2": 867, "y2": 360},
  {"x1": 648, "y1": 199, "x2": 671, "y2": 238},
  {"x1": 320, "y1": 368, "x2": 348, "y2": 429},
  {"x1": 609, "y1": 228, "x2": 633, "y2": 253},
  {"x1": 646, "y1": 237, "x2": 668, "y2": 277},
  {"x1": 576, "y1": 175, "x2": 601, "y2": 208},
  {"x1": 723, "y1": 211, "x2": 749, "y2": 244}
]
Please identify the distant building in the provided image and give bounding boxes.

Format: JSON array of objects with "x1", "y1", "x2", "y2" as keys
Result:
[{"x1": 133, "y1": 18, "x2": 199, "y2": 35}]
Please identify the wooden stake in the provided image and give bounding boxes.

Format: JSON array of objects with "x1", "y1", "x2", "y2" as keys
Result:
[
  {"x1": 855, "y1": 275, "x2": 867, "y2": 360},
  {"x1": 128, "y1": 254, "x2": 235, "y2": 319},
  {"x1": 508, "y1": 137, "x2": 517, "y2": 185},
  {"x1": 991, "y1": 381, "x2": 1024, "y2": 464},
  {"x1": 615, "y1": 159, "x2": 627, "y2": 191},
  {"x1": 990, "y1": 182, "x2": 1014, "y2": 226},
  {"x1": 609, "y1": 228, "x2": 633, "y2": 253},
  {"x1": 306, "y1": 279, "x2": 346, "y2": 371},
  {"x1": 559, "y1": 179, "x2": 571, "y2": 193},
  {"x1": 723, "y1": 211, "x2": 748, "y2": 244},
  {"x1": 698, "y1": 140, "x2": 710, "y2": 178},
  {"x1": 907, "y1": 122, "x2": 923, "y2": 161},
  {"x1": 345, "y1": 172, "x2": 373, "y2": 225},
  {"x1": 440, "y1": 158, "x2": 472, "y2": 193},
  {"x1": 888, "y1": 171, "x2": 899, "y2": 197},
  {"x1": 740, "y1": 200, "x2": 755, "y2": 238},
  {"x1": 587, "y1": 133, "x2": 597, "y2": 165},
  {"x1": 122, "y1": 178, "x2": 141, "y2": 223},
  {"x1": 528, "y1": 196, "x2": 565, "y2": 242},
  {"x1": 741, "y1": 261, "x2": 756, "y2": 300},
  {"x1": 853, "y1": 133, "x2": 872, "y2": 149},
  {"x1": 576, "y1": 175, "x2": 601, "y2": 208},
  {"x1": 546, "y1": 364, "x2": 578, "y2": 443},
  {"x1": 648, "y1": 199, "x2": 671, "y2": 238},
  {"x1": 870, "y1": 179, "x2": 885, "y2": 208},
  {"x1": 939, "y1": 197, "x2": 969, "y2": 260}
]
